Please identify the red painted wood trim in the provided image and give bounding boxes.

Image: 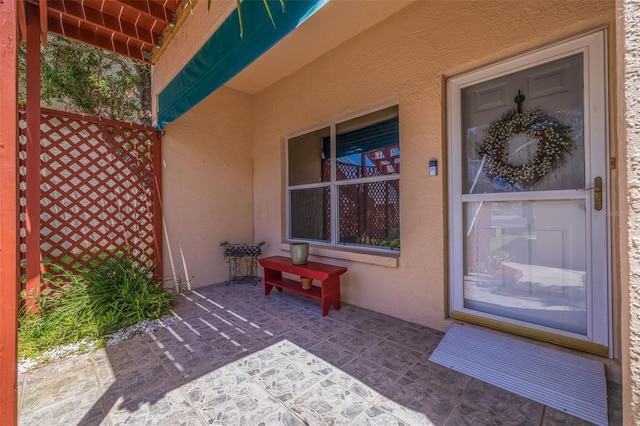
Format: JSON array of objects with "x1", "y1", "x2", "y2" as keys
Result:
[
  {"x1": 39, "y1": 0, "x2": 47, "y2": 44},
  {"x1": 153, "y1": 131, "x2": 163, "y2": 279},
  {"x1": 32, "y1": 105, "x2": 156, "y2": 132},
  {"x1": 17, "y1": 0, "x2": 27, "y2": 40},
  {"x1": 24, "y1": 3, "x2": 42, "y2": 312},
  {"x1": 258, "y1": 256, "x2": 347, "y2": 280},
  {"x1": 0, "y1": 0, "x2": 20, "y2": 422},
  {"x1": 259, "y1": 256, "x2": 347, "y2": 316}
]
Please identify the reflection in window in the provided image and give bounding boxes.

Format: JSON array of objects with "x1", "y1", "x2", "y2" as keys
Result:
[{"x1": 287, "y1": 106, "x2": 400, "y2": 251}]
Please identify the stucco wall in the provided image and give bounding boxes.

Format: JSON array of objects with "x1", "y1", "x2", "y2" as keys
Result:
[
  {"x1": 619, "y1": 0, "x2": 640, "y2": 423},
  {"x1": 251, "y1": 0, "x2": 615, "y2": 328},
  {"x1": 160, "y1": 86, "x2": 254, "y2": 289}
]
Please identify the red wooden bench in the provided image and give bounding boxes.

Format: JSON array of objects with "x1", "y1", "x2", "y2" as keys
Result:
[{"x1": 258, "y1": 256, "x2": 347, "y2": 316}]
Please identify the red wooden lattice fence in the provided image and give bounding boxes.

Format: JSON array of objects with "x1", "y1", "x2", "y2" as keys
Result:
[{"x1": 18, "y1": 108, "x2": 162, "y2": 288}]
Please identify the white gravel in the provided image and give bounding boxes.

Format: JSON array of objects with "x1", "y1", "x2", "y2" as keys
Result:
[{"x1": 18, "y1": 314, "x2": 179, "y2": 374}]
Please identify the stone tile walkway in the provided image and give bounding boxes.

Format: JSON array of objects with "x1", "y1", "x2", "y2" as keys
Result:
[{"x1": 18, "y1": 282, "x2": 622, "y2": 425}]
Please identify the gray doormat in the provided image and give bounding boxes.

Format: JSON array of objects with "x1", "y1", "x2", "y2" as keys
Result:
[{"x1": 429, "y1": 324, "x2": 608, "y2": 425}]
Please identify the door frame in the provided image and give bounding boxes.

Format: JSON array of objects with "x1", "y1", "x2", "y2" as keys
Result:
[{"x1": 446, "y1": 30, "x2": 611, "y2": 356}]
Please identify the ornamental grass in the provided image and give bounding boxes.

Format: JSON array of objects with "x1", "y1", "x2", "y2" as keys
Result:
[{"x1": 18, "y1": 255, "x2": 174, "y2": 361}]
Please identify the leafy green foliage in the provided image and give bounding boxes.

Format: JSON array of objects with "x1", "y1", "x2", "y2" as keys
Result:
[
  {"x1": 18, "y1": 256, "x2": 173, "y2": 360},
  {"x1": 18, "y1": 265, "x2": 100, "y2": 360},
  {"x1": 19, "y1": 34, "x2": 151, "y2": 124},
  {"x1": 83, "y1": 256, "x2": 173, "y2": 334}
]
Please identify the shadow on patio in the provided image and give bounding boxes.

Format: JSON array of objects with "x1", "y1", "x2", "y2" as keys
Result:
[{"x1": 18, "y1": 282, "x2": 622, "y2": 425}]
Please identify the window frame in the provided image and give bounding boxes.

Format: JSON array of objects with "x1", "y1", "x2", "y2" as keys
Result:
[{"x1": 286, "y1": 104, "x2": 400, "y2": 253}]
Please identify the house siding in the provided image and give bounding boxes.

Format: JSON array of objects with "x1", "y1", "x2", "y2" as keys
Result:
[
  {"x1": 619, "y1": 0, "x2": 640, "y2": 423},
  {"x1": 160, "y1": 86, "x2": 254, "y2": 289},
  {"x1": 250, "y1": 0, "x2": 615, "y2": 330},
  {"x1": 155, "y1": 0, "x2": 629, "y2": 374}
]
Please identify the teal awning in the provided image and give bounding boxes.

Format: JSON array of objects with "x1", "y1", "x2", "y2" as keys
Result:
[{"x1": 157, "y1": 0, "x2": 329, "y2": 130}]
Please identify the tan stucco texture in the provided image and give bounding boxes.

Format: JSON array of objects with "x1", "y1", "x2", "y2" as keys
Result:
[
  {"x1": 619, "y1": 0, "x2": 640, "y2": 423},
  {"x1": 155, "y1": 1, "x2": 615, "y2": 332},
  {"x1": 160, "y1": 87, "x2": 254, "y2": 289}
]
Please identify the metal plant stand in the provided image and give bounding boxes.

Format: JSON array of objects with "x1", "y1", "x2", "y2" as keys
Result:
[{"x1": 220, "y1": 241, "x2": 265, "y2": 285}]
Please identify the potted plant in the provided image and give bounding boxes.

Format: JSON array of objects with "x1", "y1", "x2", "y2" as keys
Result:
[{"x1": 300, "y1": 276, "x2": 313, "y2": 290}]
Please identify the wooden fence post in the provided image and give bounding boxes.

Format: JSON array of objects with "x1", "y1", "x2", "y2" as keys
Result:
[
  {"x1": 24, "y1": 3, "x2": 42, "y2": 312},
  {"x1": 0, "y1": 0, "x2": 20, "y2": 422}
]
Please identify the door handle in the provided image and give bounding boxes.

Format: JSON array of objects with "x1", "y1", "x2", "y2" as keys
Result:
[{"x1": 594, "y1": 176, "x2": 602, "y2": 211}]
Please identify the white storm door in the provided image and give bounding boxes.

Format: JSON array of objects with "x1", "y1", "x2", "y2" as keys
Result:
[{"x1": 448, "y1": 31, "x2": 609, "y2": 353}]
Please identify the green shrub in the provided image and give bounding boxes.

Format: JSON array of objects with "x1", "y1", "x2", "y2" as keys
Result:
[
  {"x1": 18, "y1": 265, "x2": 100, "y2": 360},
  {"x1": 18, "y1": 255, "x2": 173, "y2": 360},
  {"x1": 83, "y1": 255, "x2": 173, "y2": 335}
]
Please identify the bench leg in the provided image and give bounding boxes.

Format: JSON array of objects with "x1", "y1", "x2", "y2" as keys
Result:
[
  {"x1": 321, "y1": 275, "x2": 341, "y2": 316},
  {"x1": 263, "y1": 268, "x2": 282, "y2": 296}
]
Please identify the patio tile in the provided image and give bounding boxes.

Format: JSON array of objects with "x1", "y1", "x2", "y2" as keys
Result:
[
  {"x1": 287, "y1": 378, "x2": 371, "y2": 425},
  {"x1": 251, "y1": 354, "x2": 335, "y2": 403},
  {"x1": 540, "y1": 407, "x2": 594, "y2": 426},
  {"x1": 330, "y1": 357, "x2": 400, "y2": 402},
  {"x1": 203, "y1": 333, "x2": 261, "y2": 364},
  {"x1": 362, "y1": 339, "x2": 423, "y2": 374},
  {"x1": 181, "y1": 364, "x2": 282, "y2": 425},
  {"x1": 278, "y1": 328, "x2": 325, "y2": 348},
  {"x1": 235, "y1": 344, "x2": 291, "y2": 377},
  {"x1": 99, "y1": 362, "x2": 178, "y2": 406},
  {"x1": 21, "y1": 363, "x2": 98, "y2": 413},
  {"x1": 404, "y1": 357, "x2": 472, "y2": 397},
  {"x1": 308, "y1": 339, "x2": 358, "y2": 368},
  {"x1": 91, "y1": 338, "x2": 159, "y2": 383},
  {"x1": 299, "y1": 316, "x2": 353, "y2": 339},
  {"x1": 19, "y1": 393, "x2": 108, "y2": 426},
  {"x1": 445, "y1": 402, "x2": 540, "y2": 426},
  {"x1": 224, "y1": 302, "x2": 267, "y2": 319},
  {"x1": 275, "y1": 304, "x2": 321, "y2": 324},
  {"x1": 380, "y1": 375, "x2": 460, "y2": 425},
  {"x1": 145, "y1": 324, "x2": 206, "y2": 356},
  {"x1": 354, "y1": 314, "x2": 407, "y2": 338},
  {"x1": 461, "y1": 379, "x2": 544, "y2": 424},
  {"x1": 17, "y1": 283, "x2": 622, "y2": 426},
  {"x1": 188, "y1": 288, "x2": 242, "y2": 309},
  {"x1": 371, "y1": 394, "x2": 437, "y2": 426},
  {"x1": 327, "y1": 303, "x2": 385, "y2": 325},
  {"x1": 251, "y1": 315, "x2": 298, "y2": 339},
  {"x1": 24, "y1": 351, "x2": 93, "y2": 377},
  {"x1": 255, "y1": 406, "x2": 308, "y2": 425},
  {"x1": 351, "y1": 405, "x2": 411, "y2": 426},
  {"x1": 327, "y1": 327, "x2": 381, "y2": 353},
  {"x1": 172, "y1": 296, "x2": 221, "y2": 320},
  {"x1": 195, "y1": 311, "x2": 248, "y2": 336},
  {"x1": 384, "y1": 324, "x2": 442, "y2": 353},
  {"x1": 153, "y1": 339, "x2": 232, "y2": 383},
  {"x1": 107, "y1": 387, "x2": 204, "y2": 426}
]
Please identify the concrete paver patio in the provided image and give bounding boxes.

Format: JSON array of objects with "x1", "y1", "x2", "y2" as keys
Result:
[{"x1": 18, "y1": 282, "x2": 622, "y2": 425}]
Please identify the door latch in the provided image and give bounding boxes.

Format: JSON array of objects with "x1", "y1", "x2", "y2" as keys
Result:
[{"x1": 594, "y1": 176, "x2": 602, "y2": 211}]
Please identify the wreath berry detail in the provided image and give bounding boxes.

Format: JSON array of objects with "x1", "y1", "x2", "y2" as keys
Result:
[{"x1": 477, "y1": 108, "x2": 574, "y2": 189}]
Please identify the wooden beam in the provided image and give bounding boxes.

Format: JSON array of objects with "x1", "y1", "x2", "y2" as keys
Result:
[
  {"x1": 44, "y1": 0, "x2": 157, "y2": 46},
  {"x1": 0, "y1": 0, "x2": 20, "y2": 422},
  {"x1": 47, "y1": 17, "x2": 148, "y2": 62},
  {"x1": 40, "y1": 0, "x2": 48, "y2": 44},
  {"x1": 119, "y1": 0, "x2": 174, "y2": 23},
  {"x1": 25, "y1": 3, "x2": 42, "y2": 313},
  {"x1": 17, "y1": 0, "x2": 27, "y2": 41}
]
